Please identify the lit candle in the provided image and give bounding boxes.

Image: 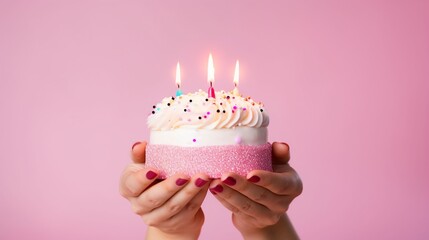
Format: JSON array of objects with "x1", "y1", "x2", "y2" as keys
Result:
[
  {"x1": 207, "y1": 53, "x2": 216, "y2": 98},
  {"x1": 232, "y1": 60, "x2": 240, "y2": 96},
  {"x1": 175, "y1": 62, "x2": 183, "y2": 96}
]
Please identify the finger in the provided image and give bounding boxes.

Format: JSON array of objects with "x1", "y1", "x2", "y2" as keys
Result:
[
  {"x1": 246, "y1": 169, "x2": 303, "y2": 196},
  {"x1": 272, "y1": 142, "x2": 290, "y2": 164},
  {"x1": 219, "y1": 173, "x2": 285, "y2": 212},
  {"x1": 209, "y1": 181, "x2": 275, "y2": 223},
  {"x1": 120, "y1": 166, "x2": 159, "y2": 198},
  {"x1": 134, "y1": 174, "x2": 208, "y2": 214},
  {"x1": 210, "y1": 186, "x2": 256, "y2": 221},
  {"x1": 131, "y1": 141, "x2": 147, "y2": 163},
  {"x1": 144, "y1": 175, "x2": 209, "y2": 226}
]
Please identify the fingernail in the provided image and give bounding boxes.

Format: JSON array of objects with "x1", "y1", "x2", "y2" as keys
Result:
[
  {"x1": 281, "y1": 142, "x2": 289, "y2": 149},
  {"x1": 209, "y1": 189, "x2": 217, "y2": 195},
  {"x1": 146, "y1": 170, "x2": 157, "y2": 180},
  {"x1": 132, "y1": 142, "x2": 141, "y2": 150},
  {"x1": 247, "y1": 175, "x2": 260, "y2": 183},
  {"x1": 222, "y1": 176, "x2": 236, "y2": 186},
  {"x1": 211, "y1": 184, "x2": 223, "y2": 193},
  {"x1": 195, "y1": 178, "x2": 208, "y2": 187},
  {"x1": 176, "y1": 178, "x2": 188, "y2": 186}
]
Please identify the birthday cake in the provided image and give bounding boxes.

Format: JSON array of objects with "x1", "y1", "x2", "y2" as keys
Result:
[{"x1": 145, "y1": 90, "x2": 272, "y2": 178}]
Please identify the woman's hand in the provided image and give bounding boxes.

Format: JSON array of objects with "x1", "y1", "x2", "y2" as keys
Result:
[
  {"x1": 209, "y1": 142, "x2": 303, "y2": 240},
  {"x1": 119, "y1": 142, "x2": 210, "y2": 240}
]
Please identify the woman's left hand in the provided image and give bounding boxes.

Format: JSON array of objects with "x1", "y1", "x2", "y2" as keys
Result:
[{"x1": 209, "y1": 142, "x2": 303, "y2": 238}]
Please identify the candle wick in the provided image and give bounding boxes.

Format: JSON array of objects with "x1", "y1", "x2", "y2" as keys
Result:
[
  {"x1": 177, "y1": 84, "x2": 180, "y2": 89},
  {"x1": 234, "y1": 83, "x2": 237, "y2": 88},
  {"x1": 210, "y1": 81, "x2": 213, "y2": 87}
]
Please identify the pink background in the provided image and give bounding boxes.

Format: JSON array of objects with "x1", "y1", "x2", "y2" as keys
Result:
[{"x1": 1, "y1": 0, "x2": 428, "y2": 239}]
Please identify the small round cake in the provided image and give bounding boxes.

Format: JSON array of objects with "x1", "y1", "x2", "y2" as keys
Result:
[{"x1": 145, "y1": 90, "x2": 272, "y2": 178}]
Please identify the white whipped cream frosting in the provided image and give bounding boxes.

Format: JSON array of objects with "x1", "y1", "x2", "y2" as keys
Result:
[
  {"x1": 147, "y1": 90, "x2": 269, "y2": 147},
  {"x1": 148, "y1": 90, "x2": 269, "y2": 130}
]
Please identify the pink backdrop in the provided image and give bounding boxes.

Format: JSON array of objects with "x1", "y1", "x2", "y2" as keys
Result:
[{"x1": 1, "y1": 0, "x2": 429, "y2": 239}]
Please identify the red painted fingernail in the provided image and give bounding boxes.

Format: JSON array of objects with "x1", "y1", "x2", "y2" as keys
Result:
[
  {"x1": 146, "y1": 170, "x2": 157, "y2": 180},
  {"x1": 223, "y1": 176, "x2": 236, "y2": 186},
  {"x1": 211, "y1": 184, "x2": 223, "y2": 193},
  {"x1": 248, "y1": 175, "x2": 260, "y2": 183},
  {"x1": 132, "y1": 142, "x2": 141, "y2": 150},
  {"x1": 195, "y1": 178, "x2": 208, "y2": 187},
  {"x1": 176, "y1": 178, "x2": 188, "y2": 186},
  {"x1": 209, "y1": 189, "x2": 217, "y2": 195}
]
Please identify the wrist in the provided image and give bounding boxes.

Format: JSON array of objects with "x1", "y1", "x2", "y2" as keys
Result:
[
  {"x1": 237, "y1": 214, "x2": 299, "y2": 240},
  {"x1": 146, "y1": 226, "x2": 201, "y2": 240},
  {"x1": 145, "y1": 212, "x2": 204, "y2": 240}
]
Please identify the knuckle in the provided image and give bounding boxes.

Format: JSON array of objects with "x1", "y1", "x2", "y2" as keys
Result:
[
  {"x1": 222, "y1": 190, "x2": 233, "y2": 200},
  {"x1": 131, "y1": 204, "x2": 144, "y2": 215},
  {"x1": 184, "y1": 188, "x2": 195, "y2": 196},
  {"x1": 236, "y1": 181, "x2": 249, "y2": 192},
  {"x1": 167, "y1": 202, "x2": 183, "y2": 214},
  {"x1": 142, "y1": 217, "x2": 157, "y2": 227},
  {"x1": 230, "y1": 205, "x2": 240, "y2": 214},
  {"x1": 268, "y1": 213, "x2": 281, "y2": 225},
  {"x1": 186, "y1": 201, "x2": 200, "y2": 212},
  {"x1": 254, "y1": 189, "x2": 268, "y2": 202},
  {"x1": 240, "y1": 201, "x2": 252, "y2": 212},
  {"x1": 162, "y1": 181, "x2": 177, "y2": 192},
  {"x1": 145, "y1": 195, "x2": 162, "y2": 208}
]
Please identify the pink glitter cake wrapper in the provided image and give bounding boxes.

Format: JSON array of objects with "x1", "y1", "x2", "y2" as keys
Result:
[{"x1": 145, "y1": 143, "x2": 272, "y2": 178}]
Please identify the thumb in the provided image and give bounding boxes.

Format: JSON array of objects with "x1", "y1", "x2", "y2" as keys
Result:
[
  {"x1": 272, "y1": 142, "x2": 291, "y2": 165},
  {"x1": 130, "y1": 141, "x2": 147, "y2": 164}
]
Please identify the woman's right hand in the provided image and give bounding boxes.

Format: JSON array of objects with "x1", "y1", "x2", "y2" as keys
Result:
[{"x1": 119, "y1": 141, "x2": 210, "y2": 240}]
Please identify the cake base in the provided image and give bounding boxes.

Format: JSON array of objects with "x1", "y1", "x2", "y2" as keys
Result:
[{"x1": 145, "y1": 143, "x2": 272, "y2": 178}]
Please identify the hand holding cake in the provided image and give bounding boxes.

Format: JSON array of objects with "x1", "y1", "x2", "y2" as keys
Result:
[{"x1": 120, "y1": 54, "x2": 302, "y2": 239}]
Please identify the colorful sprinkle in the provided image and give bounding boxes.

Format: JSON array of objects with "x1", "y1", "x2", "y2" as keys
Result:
[
  {"x1": 184, "y1": 109, "x2": 187, "y2": 112},
  {"x1": 193, "y1": 138, "x2": 196, "y2": 142},
  {"x1": 152, "y1": 105, "x2": 156, "y2": 108},
  {"x1": 233, "y1": 106, "x2": 237, "y2": 110},
  {"x1": 151, "y1": 111, "x2": 155, "y2": 114},
  {"x1": 217, "y1": 109, "x2": 220, "y2": 113},
  {"x1": 205, "y1": 98, "x2": 209, "y2": 101},
  {"x1": 223, "y1": 110, "x2": 226, "y2": 113},
  {"x1": 207, "y1": 111, "x2": 210, "y2": 115},
  {"x1": 167, "y1": 103, "x2": 171, "y2": 106},
  {"x1": 156, "y1": 108, "x2": 160, "y2": 111},
  {"x1": 198, "y1": 116, "x2": 202, "y2": 120},
  {"x1": 260, "y1": 109, "x2": 264, "y2": 112},
  {"x1": 189, "y1": 99, "x2": 193, "y2": 102}
]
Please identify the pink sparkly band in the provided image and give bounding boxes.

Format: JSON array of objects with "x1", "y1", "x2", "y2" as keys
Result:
[{"x1": 145, "y1": 143, "x2": 272, "y2": 178}]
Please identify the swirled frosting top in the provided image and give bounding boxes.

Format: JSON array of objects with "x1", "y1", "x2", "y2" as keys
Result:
[{"x1": 148, "y1": 90, "x2": 269, "y2": 131}]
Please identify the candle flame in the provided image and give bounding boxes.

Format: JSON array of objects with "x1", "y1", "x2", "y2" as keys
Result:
[
  {"x1": 234, "y1": 60, "x2": 239, "y2": 87},
  {"x1": 176, "y1": 62, "x2": 181, "y2": 87},
  {"x1": 208, "y1": 53, "x2": 214, "y2": 84}
]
